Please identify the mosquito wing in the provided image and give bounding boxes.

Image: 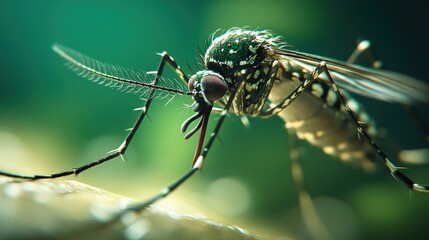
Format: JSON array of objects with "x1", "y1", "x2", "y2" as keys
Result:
[{"x1": 277, "y1": 49, "x2": 429, "y2": 105}]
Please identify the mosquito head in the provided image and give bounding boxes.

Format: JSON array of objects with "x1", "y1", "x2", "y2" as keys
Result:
[
  {"x1": 180, "y1": 70, "x2": 226, "y2": 142},
  {"x1": 188, "y1": 70, "x2": 228, "y2": 104},
  {"x1": 180, "y1": 70, "x2": 228, "y2": 165}
]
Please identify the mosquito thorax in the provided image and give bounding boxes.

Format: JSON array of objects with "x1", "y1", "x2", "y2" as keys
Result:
[
  {"x1": 188, "y1": 70, "x2": 228, "y2": 104},
  {"x1": 203, "y1": 28, "x2": 282, "y2": 115}
]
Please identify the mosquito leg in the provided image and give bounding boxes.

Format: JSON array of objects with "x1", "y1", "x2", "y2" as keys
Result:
[
  {"x1": 347, "y1": 39, "x2": 382, "y2": 69},
  {"x1": 0, "y1": 52, "x2": 187, "y2": 180},
  {"x1": 116, "y1": 79, "x2": 247, "y2": 215},
  {"x1": 259, "y1": 61, "x2": 327, "y2": 118},
  {"x1": 260, "y1": 61, "x2": 333, "y2": 237},
  {"x1": 116, "y1": 52, "x2": 188, "y2": 154},
  {"x1": 115, "y1": 167, "x2": 199, "y2": 220},
  {"x1": 157, "y1": 51, "x2": 189, "y2": 84},
  {"x1": 348, "y1": 40, "x2": 429, "y2": 144},
  {"x1": 320, "y1": 63, "x2": 429, "y2": 192},
  {"x1": 287, "y1": 129, "x2": 330, "y2": 240}
]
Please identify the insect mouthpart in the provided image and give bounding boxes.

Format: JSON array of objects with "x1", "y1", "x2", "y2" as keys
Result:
[
  {"x1": 180, "y1": 70, "x2": 228, "y2": 165},
  {"x1": 181, "y1": 70, "x2": 227, "y2": 140}
]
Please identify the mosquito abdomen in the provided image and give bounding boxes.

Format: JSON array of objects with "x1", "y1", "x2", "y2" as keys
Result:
[{"x1": 269, "y1": 62, "x2": 377, "y2": 170}]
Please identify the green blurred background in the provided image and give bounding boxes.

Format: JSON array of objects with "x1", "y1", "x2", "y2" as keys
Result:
[{"x1": 1, "y1": 0, "x2": 428, "y2": 239}]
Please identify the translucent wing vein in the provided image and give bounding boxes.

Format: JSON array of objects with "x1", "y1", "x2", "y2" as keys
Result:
[{"x1": 278, "y1": 49, "x2": 429, "y2": 105}]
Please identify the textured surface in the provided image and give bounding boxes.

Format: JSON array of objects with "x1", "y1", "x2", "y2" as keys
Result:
[{"x1": 0, "y1": 177, "x2": 259, "y2": 240}]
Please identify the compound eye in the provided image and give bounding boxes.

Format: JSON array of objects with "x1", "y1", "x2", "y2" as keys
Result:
[{"x1": 201, "y1": 74, "x2": 227, "y2": 102}]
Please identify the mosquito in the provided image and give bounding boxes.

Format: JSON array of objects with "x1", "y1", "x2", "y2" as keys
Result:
[{"x1": 1, "y1": 28, "x2": 428, "y2": 238}]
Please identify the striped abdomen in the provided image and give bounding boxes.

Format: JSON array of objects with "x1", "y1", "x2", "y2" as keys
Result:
[{"x1": 268, "y1": 60, "x2": 377, "y2": 170}]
